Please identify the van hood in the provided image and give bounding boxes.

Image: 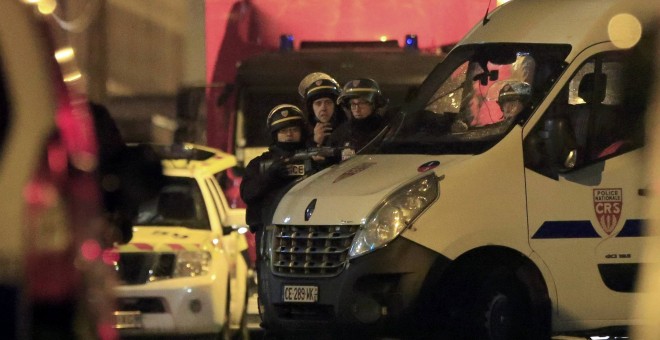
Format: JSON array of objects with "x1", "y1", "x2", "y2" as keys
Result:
[
  {"x1": 117, "y1": 226, "x2": 214, "y2": 252},
  {"x1": 273, "y1": 154, "x2": 470, "y2": 225}
]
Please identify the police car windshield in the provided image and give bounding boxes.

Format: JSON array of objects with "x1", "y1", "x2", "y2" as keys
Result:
[
  {"x1": 376, "y1": 43, "x2": 571, "y2": 155},
  {"x1": 134, "y1": 177, "x2": 211, "y2": 230}
]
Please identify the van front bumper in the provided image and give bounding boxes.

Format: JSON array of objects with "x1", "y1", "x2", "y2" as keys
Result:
[{"x1": 258, "y1": 236, "x2": 449, "y2": 337}]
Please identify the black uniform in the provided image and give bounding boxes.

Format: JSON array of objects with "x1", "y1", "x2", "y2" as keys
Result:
[
  {"x1": 240, "y1": 142, "x2": 306, "y2": 233},
  {"x1": 328, "y1": 112, "x2": 386, "y2": 153}
]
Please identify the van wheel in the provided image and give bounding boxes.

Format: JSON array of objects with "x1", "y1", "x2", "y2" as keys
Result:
[
  {"x1": 469, "y1": 266, "x2": 532, "y2": 340},
  {"x1": 440, "y1": 265, "x2": 534, "y2": 340}
]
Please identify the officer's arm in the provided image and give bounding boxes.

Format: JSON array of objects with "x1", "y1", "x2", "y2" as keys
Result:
[{"x1": 240, "y1": 158, "x2": 274, "y2": 204}]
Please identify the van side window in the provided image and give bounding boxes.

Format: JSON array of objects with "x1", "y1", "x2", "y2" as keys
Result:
[{"x1": 524, "y1": 51, "x2": 645, "y2": 177}]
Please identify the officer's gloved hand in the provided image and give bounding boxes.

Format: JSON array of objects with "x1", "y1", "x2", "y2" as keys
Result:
[{"x1": 267, "y1": 159, "x2": 289, "y2": 178}]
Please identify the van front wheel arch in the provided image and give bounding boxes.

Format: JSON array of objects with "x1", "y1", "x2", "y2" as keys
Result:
[
  {"x1": 436, "y1": 250, "x2": 551, "y2": 340},
  {"x1": 471, "y1": 266, "x2": 532, "y2": 340}
]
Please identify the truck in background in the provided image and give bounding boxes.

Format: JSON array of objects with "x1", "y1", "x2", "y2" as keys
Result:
[
  {"x1": 258, "y1": 0, "x2": 658, "y2": 338},
  {"x1": 202, "y1": 0, "x2": 491, "y2": 163}
]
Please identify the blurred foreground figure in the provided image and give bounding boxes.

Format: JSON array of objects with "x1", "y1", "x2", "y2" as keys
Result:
[
  {"x1": 632, "y1": 9, "x2": 660, "y2": 340},
  {"x1": 90, "y1": 102, "x2": 164, "y2": 246},
  {"x1": 0, "y1": 2, "x2": 162, "y2": 340}
]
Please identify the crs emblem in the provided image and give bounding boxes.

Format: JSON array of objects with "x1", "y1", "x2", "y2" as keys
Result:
[{"x1": 593, "y1": 188, "x2": 622, "y2": 235}]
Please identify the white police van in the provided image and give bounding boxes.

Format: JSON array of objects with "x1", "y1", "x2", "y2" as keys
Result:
[{"x1": 257, "y1": 0, "x2": 657, "y2": 338}]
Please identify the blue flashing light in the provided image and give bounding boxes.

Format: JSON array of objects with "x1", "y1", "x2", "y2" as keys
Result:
[
  {"x1": 280, "y1": 34, "x2": 294, "y2": 51},
  {"x1": 404, "y1": 34, "x2": 418, "y2": 50}
]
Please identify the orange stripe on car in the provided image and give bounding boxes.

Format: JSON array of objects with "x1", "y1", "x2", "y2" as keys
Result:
[
  {"x1": 169, "y1": 244, "x2": 185, "y2": 251},
  {"x1": 133, "y1": 243, "x2": 153, "y2": 250}
]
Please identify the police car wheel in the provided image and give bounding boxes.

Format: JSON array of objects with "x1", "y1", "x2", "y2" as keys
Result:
[
  {"x1": 220, "y1": 284, "x2": 232, "y2": 340},
  {"x1": 232, "y1": 291, "x2": 249, "y2": 340}
]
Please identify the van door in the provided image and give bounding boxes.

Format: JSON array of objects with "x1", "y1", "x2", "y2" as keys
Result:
[{"x1": 523, "y1": 47, "x2": 646, "y2": 323}]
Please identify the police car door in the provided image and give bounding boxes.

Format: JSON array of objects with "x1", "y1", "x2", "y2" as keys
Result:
[{"x1": 523, "y1": 47, "x2": 646, "y2": 322}]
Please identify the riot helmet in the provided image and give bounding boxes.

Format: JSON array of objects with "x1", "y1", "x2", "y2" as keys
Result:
[
  {"x1": 298, "y1": 72, "x2": 338, "y2": 98},
  {"x1": 497, "y1": 81, "x2": 532, "y2": 105},
  {"x1": 497, "y1": 81, "x2": 532, "y2": 119},
  {"x1": 298, "y1": 73, "x2": 342, "y2": 123},
  {"x1": 266, "y1": 104, "x2": 306, "y2": 137},
  {"x1": 337, "y1": 78, "x2": 388, "y2": 110}
]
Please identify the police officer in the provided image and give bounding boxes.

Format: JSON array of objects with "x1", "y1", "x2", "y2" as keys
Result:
[
  {"x1": 330, "y1": 78, "x2": 389, "y2": 159},
  {"x1": 298, "y1": 72, "x2": 346, "y2": 146},
  {"x1": 497, "y1": 81, "x2": 532, "y2": 120},
  {"x1": 240, "y1": 104, "x2": 309, "y2": 235}
]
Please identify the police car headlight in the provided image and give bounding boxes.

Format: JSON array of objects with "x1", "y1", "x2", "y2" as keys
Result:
[
  {"x1": 174, "y1": 251, "x2": 211, "y2": 277},
  {"x1": 349, "y1": 174, "x2": 438, "y2": 258}
]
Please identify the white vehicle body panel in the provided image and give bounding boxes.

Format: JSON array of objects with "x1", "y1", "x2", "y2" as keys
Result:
[
  {"x1": 400, "y1": 125, "x2": 529, "y2": 259},
  {"x1": 274, "y1": 154, "x2": 471, "y2": 225},
  {"x1": 460, "y1": 0, "x2": 651, "y2": 61}
]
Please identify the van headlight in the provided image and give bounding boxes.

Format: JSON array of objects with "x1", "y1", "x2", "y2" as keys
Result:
[
  {"x1": 174, "y1": 251, "x2": 211, "y2": 277},
  {"x1": 349, "y1": 174, "x2": 438, "y2": 258}
]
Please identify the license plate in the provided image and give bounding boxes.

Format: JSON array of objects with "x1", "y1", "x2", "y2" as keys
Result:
[
  {"x1": 113, "y1": 311, "x2": 142, "y2": 329},
  {"x1": 283, "y1": 285, "x2": 318, "y2": 303}
]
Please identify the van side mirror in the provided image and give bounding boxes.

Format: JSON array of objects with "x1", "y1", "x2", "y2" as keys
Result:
[
  {"x1": 216, "y1": 83, "x2": 235, "y2": 106},
  {"x1": 538, "y1": 118, "x2": 578, "y2": 171}
]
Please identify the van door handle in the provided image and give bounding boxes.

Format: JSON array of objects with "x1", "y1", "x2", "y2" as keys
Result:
[{"x1": 638, "y1": 188, "x2": 648, "y2": 196}]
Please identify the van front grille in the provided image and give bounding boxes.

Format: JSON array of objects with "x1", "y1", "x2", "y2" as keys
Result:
[{"x1": 270, "y1": 225, "x2": 359, "y2": 277}]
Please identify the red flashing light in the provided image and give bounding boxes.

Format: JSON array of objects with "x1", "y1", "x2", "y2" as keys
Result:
[
  {"x1": 81, "y1": 239, "x2": 102, "y2": 261},
  {"x1": 101, "y1": 249, "x2": 120, "y2": 265}
]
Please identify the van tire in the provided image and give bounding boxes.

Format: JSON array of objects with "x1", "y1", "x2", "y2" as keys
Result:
[
  {"x1": 478, "y1": 267, "x2": 531, "y2": 340},
  {"x1": 438, "y1": 261, "x2": 549, "y2": 340},
  {"x1": 452, "y1": 265, "x2": 535, "y2": 340}
]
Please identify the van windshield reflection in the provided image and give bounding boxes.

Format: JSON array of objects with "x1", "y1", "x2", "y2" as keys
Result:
[{"x1": 377, "y1": 43, "x2": 571, "y2": 155}]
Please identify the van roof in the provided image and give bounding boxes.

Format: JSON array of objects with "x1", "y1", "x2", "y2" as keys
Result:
[{"x1": 460, "y1": 0, "x2": 654, "y2": 61}]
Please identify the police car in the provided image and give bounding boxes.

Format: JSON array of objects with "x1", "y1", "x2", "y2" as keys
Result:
[{"x1": 112, "y1": 144, "x2": 250, "y2": 338}]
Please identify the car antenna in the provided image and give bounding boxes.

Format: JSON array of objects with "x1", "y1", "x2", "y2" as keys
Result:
[{"x1": 482, "y1": 0, "x2": 492, "y2": 26}]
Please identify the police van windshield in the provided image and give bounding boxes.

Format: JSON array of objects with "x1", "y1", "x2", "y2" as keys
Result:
[{"x1": 377, "y1": 43, "x2": 571, "y2": 155}]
